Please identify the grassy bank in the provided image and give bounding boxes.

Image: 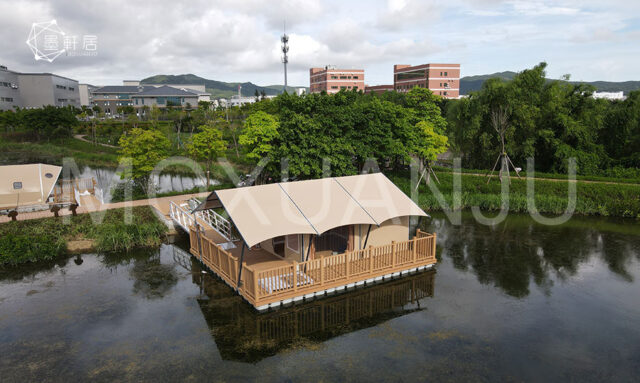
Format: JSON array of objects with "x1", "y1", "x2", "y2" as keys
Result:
[
  {"x1": 390, "y1": 170, "x2": 640, "y2": 218},
  {"x1": 433, "y1": 164, "x2": 640, "y2": 185},
  {"x1": 0, "y1": 206, "x2": 168, "y2": 266}
]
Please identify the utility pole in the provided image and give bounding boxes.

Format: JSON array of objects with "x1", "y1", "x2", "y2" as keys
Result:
[{"x1": 281, "y1": 22, "x2": 289, "y2": 92}]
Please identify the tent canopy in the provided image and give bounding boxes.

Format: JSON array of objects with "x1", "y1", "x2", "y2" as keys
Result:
[
  {"x1": 0, "y1": 164, "x2": 62, "y2": 210},
  {"x1": 213, "y1": 173, "x2": 428, "y2": 248}
]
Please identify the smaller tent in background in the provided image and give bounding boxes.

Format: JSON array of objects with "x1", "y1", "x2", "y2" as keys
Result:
[{"x1": 0, "y1": 164, "x2": 62, "y2": 212}]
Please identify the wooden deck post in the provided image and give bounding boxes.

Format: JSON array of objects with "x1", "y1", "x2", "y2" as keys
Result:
[
  {"x1": 345, "y1": 251, "x2": 350, "y2": 279},
  {"x1": 254, "y1": 269, "x2": 259, "y2": 299},
  {"x1": 369, "y1": 245, "x2": 374, "y2": 271},
  {"x1": 391, "y1": 241, "x2": 397, "y2": 268},
  {"x1": 292, "y1": 263, "x2": 298, "y2": 292},
  {"x1": 432, "y1": 233, "x2": 437, "y2": 261},
  {"x1": 320, "y1": 257, "x2": 325, "y2": 286},
  {"x1": 412, "y1": 237, "x2": 418, "y2": 263}
]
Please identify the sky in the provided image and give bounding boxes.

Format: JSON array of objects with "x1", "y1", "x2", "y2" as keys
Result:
[{"x1": 1, "y1": 0, "x2": 639, "y2": 87}]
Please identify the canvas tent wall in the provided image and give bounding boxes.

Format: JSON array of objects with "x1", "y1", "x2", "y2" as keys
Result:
[{"x1": 0, "y1": 164, "x2": 62, "y2": 210}]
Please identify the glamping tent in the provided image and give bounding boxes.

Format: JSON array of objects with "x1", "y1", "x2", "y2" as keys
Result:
[
  {"x1": 0, "y1": 164, "x2": 62, "y2": 212},
  {"x1": 187, "y1": 172, "x2": 438, "y2": 310}
]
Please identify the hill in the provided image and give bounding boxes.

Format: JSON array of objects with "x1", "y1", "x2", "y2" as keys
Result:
[
  {"x1": 140, "y1": 74, "x2": 305, "y2": 99},
  {"x1": 460, "y1": 71, "x2": 640, "y2": 95}
]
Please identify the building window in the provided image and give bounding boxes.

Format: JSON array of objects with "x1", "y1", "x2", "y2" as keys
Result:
[
  {"x1": 353, "y1": 86, "x2": 358, "y2": 90},
  {"x1": 331, "y1": 75, "x2": 338, "y2": 79},
  {"x1": 396, "y1": 70, "x2": 425, "y2": 81},
  {"x1": 353, "y1": 76, "x2": 359, "y2": 79},
  {"x1": 340, "y1": 76, "x2": 347, "y2": 79},
  {"x1": 331, "y1": 86, "x2": 338, "y2": 89},
  {"x1": 444, "y1": 72, "x2": 448, "y2": 76},
  {"x1": 69, "y1": 87, "x2": 75, "y2": 91}
]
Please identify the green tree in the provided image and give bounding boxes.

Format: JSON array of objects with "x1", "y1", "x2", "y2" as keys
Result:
[
  {"x1": 415, "y1": 120, "x2": 449, "y2": 184},
  {"x1": 239, "y1": 111, "x2": 279, "y2": 161},
  {"x1": 118, "y1": 128, "x2": 170, "y2": 191},
  {"x1": 187, "y1": 123, "x2": 227, "y2": 187}
]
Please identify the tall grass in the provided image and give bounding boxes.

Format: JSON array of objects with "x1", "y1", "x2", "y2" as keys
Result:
[
  {"x1": 0, "y1": 206, "x2": 168, "y2": 266},
  {"x1": 390, "y1": 170, "x2": 640, "y2": 218}
]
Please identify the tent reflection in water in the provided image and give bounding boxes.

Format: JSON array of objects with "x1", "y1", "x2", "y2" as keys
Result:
[
  {"x1": 193, "y1": 259, "x2": 436, "y2": 363},
  {"x1": 188, "y1": 172, "x2": 438, "y2": 311}
]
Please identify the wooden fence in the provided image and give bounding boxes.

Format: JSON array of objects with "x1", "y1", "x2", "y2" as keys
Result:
[{"x1": 190, "y1": 226, "x2": 437, "y2": 309}]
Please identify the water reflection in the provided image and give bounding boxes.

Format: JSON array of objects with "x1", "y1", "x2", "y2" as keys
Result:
[
  {"x1": 191, "y1": 259, "x2": 436, "y2": 363},
  {"x1": 72, "y1": 165, "x2": 212, "y2": 202},
  {"x1": 428, "y1": 212, "x2": 640, "y2": 298}
]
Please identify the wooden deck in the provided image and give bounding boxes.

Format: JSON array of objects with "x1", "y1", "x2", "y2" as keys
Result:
[{"x1": 190, "y1": 226, "x2": 437, "y2": 311}]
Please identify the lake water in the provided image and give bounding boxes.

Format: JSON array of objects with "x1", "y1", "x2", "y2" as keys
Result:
[{"x1": 1, "y1": 212, "x2": 639, "y2": 382}]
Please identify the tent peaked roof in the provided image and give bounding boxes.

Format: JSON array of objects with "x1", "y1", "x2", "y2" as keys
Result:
[
  {"x1": 0, "y1": 163, "x2": 62, "y2": 210},
  {"x1": 213, "y1": 173, "x2": 428, "y2": 248}
]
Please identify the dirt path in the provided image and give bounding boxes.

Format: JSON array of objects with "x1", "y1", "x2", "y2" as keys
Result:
[{"x1": 73, "y1": 134, "x2": 118, "y2": 148}]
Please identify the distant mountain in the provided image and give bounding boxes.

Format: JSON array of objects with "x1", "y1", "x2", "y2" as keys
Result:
[
  {"x1": 140, "y1": 74, "x2": 306, "y2": 99},
  {"x1": 460, "y1": 71, "x2": 640, "y2": 95}
]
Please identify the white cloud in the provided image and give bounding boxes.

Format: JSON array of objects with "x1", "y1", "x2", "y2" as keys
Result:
[{"x1": 0, "y1": 0, "x2": 637, "y2": 86}]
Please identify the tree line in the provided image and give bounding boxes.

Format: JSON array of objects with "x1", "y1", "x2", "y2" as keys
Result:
[{"x1": 445, "y1": 62, "x2": 640, "y2": 176}]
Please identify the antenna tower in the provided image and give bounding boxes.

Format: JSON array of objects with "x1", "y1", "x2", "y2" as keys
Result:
[{"x1": 281, "y1": 22, "x2": 289, "y2": 92}]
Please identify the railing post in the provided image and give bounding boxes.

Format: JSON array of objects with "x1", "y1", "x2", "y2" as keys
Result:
[
  {"x1": 345, "y1": 251, "x2": 350, "y2": 279},
  {"x1": 432, "y1": 233, "x2": 437, "y2": 261},
  {"x1": 320, "y1": 257, "x2": 325, "y2": 286},
  {"x1": 369, "y1": 245, "x2": 374, "y2": 271},
  {"x1": 391, "y1": 241, "x2": 397, "y2": 268},
  {"x1": 254, "y1": 268, "x2": 259, "y2": 299},
  {"x1": 413, "y1": 237, "x2": 418, "y2": 263},
  {"x1": 292, "y1": 263, "x2": 298, "y2": 292}
]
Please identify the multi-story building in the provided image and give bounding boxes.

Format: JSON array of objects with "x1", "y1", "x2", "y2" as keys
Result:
[
  {"x1": 78, "y1": 84, "x2": 98, "y2": 107},
  {"x1": 131, "y1": 85, "x2": 203, "y2": 109},
  {"x1": 0, "y1": 65, "x2": 80, "y2": 110},
  {"x1": 309, "y1": 66, "x2": 365, "y2": 94},
  {"x1": 364, "y1": 84, "x2": 394, "y2": 95},
  {"x1": 393, "y1": 63, "x2": 460, "y2": 98},
  {"x1": 0, "y1": 65, "x2": 21, "y2": 110},
  {"x1": 90, "y1": 85, "x2": 143, "y2": 114},
  {"x1": 91, "y1": 81, "x2": 211, "y2": 114}
]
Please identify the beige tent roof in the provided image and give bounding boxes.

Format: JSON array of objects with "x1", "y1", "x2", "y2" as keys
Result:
[
  {"x1": 214, "y1": 172, "x2": 428, "y2": 247},
  {"x1": 0, "y1": 164, "x2": 62, "y2": 210}
]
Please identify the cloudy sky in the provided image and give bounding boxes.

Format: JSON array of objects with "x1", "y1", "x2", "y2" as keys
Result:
[{"x1": 1, "y1": 0, "x2": 639, "y2": 87}]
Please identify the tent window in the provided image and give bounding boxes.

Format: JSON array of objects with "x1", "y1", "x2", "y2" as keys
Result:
[
  {"x1": 286, "y1": 234, "x2": 299, "y2": 253},
  {"x1": 13, "y1": 182, "x2": 22, "y2": 190},
  {"x1": 316, "y1": 226, "x2": 350, "y2": 254},
  {"x1": 272, "y1": 236, "x2": 285, "y2": 257},
  {"x1": 45, "y1": 173, "x2": 53, "y2": 178}
]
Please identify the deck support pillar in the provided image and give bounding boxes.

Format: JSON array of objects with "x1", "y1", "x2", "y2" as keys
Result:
[
  {"x1": 363, "y1": 224, "x2": 372, "y2": 249},
  {"x1": 236, "y1": 242, "x2": 246, "y2": 290}
]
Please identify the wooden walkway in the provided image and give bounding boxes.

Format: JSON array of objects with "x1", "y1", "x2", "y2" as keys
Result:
[{"x1": 0, "y1": 192, "x2": 210, "y2": 224}]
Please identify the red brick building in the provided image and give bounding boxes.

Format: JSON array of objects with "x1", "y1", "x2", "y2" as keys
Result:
[
  {"x1": 393, "y1": 63, "x2": 460, "y2": 98},
  {"x1": 364, "y1": 84, "x2": 394, "y2": 95},
  {"x1": 310, "y1": 66, "x2": 365, "y2": 94}
]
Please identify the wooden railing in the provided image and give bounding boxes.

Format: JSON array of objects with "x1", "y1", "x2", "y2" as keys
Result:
[
  {"x1": 52, "y1": 178, "x2": 97, "y2": 203},
  {"x1": 190, "y1": 226, "x2": 437, "y2": 308},
  {"x1": 190, "y1": 226, "x2": 239, "y2": 288}
]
